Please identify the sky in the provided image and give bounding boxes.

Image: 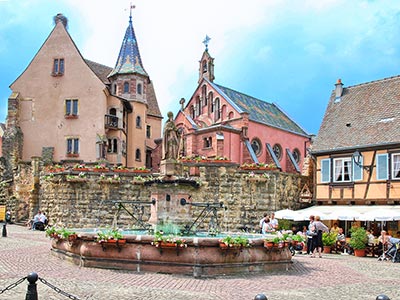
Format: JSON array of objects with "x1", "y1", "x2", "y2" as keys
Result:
[{"x1": 1, "y1": 0, "x2": 400, "y2": 135}]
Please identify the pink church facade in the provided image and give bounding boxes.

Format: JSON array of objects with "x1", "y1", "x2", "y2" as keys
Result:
[{"x1": 175, "y1": 47, "x2": 310, "y2": 174}]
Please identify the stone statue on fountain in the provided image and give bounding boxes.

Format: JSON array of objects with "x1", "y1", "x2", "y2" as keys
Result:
[{"x1": 160, "y1": 111, "x2": 182, "y2": 176}]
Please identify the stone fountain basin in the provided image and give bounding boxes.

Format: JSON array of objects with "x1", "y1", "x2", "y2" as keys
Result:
[{"x1": 50, "y1": 233, "x2": 292, "y2": 278}]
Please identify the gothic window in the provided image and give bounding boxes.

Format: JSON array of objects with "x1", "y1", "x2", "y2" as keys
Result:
[
  {"x1": 214, "y1": 98, "x2": 220, "y2": 120},
  {"x1": 197, "y1": 96, "x2": 201, "y2": 116},
  {"x1": 136, "y1": 116, "x2": 141, "y2": 128},
  {"x1": 190, "y1": 105, "x2": 195, "y2": 119},
  {"x1": 123, "y1": 82, "x2": 130, "y2": 93},
  {"x1": 135, "y1": 148, "x2": 141, "y2": 161},
  {"x1": 251, "y1": 138, "x2": 262, "y2": 156},
  {"x1": 273, "y1": 144, "x2": 282, "y2": 160},
  {"x1": 137, "y1": 83, "x2": 142, "y2": 95},
  {"x1": 52, "y1": 58, "x2": 64, "y2": 76},
  {"x1": 202, "y1": 85, "x2": 207, "y2": 105}
]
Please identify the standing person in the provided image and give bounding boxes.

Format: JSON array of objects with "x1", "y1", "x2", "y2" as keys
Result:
[
  {"x1": 311, "y1": 215, "x2": 329, "y2": 258},
  {"x1": 306, "y1": 215, "x2": 315, "y2": 255},
  {"x1": 259, "y1": 213, "x2": 268, "y2": 233},
  {"x1": 270, "y1": 212, "x2": 279, "y2": 230},
  {"x1": 262, "y1": 217, "x2": 275, "y2": 234}
]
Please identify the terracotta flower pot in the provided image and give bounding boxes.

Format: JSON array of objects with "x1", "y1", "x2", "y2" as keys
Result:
[{"x1": 354, "y1": 249, "x2": 366, "y2": 257}]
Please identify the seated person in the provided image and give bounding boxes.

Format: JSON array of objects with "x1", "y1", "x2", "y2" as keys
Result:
[
  {"x1": 32, "y1": 210, "x2": 46, "y2": 231},
  {"x1": 334, "y1": 227, "x2": 346, "y2": 252},
  {"x1": 330, "y1": 223, "x2": 340, "y2": 235},
  {"x1": 377, "y1": 230, "x2": 392, "y2": 255},
  {"x1": 366, "y1": 229, "x2": 376, "y2": 245}
]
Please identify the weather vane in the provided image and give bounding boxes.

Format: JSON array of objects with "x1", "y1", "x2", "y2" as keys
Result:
[
  {"x1": 127, "y1": 2, "x2": 135, "y2": 20},
  {"x1": 203, "y1": 35, "x2": 211, "y2": 50}
]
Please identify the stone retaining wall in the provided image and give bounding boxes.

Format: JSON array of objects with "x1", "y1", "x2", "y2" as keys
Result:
[{"x1": 4, "y1": 162, "x2": 309, "y2": 232}]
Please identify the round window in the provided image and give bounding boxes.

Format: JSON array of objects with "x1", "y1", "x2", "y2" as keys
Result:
[
  {"x1": 251, "y1": 139, "x2": 262, "y2": 156},
  {"x1": 292, "y1": 148, "x2": 300, "y2": 163},
  {"x1": 272, "y1": 144, "x2": 282, "y2": 160}
]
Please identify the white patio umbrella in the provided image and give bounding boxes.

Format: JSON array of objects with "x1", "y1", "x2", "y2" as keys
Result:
[
  {"x1": 328, "y1": 209, "x2": 362, "y2": 221},
  {"x1": 274, "y1": 209, "x2": 299, "y2": 220},
  {"x1": 293, "y1": 209, "x2": 330, "y2": 221},
  {"x1": 357, "y1": 208, "x2": 400, "y2": 222}
]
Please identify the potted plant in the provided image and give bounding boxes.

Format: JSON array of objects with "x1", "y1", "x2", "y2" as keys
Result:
[
  {"x1": 219, "y1": 235, "x2": 250, "y2": 249},
  {"x1": 322, "y1": 232, "x2": 337, "y2": 253},
  {"x1": 93, "y1": 163, "x2": 108, "y2": 172},
  {"x1": 349, "y1": 227, "x2": 368, "y2": 257},
  {"x1": 96, "y1": 228, "x2": 126, "y2": 244},
  {"x1": 72, "y1": 163, "x2": 88, "y2": 171},
  {"x1": 151, "y1": 231, "x2": 187, "y2": 249},
  {"x1": 264, "y1": 238, "x2": 275, "y2": 249},
  {"x1": 113, "y1": 165, "x2": 129, "y2": 173}
]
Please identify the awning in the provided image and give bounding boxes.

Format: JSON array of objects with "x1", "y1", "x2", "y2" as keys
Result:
[{"x1": 276, "y1": 205, "x2": 400, "y2": 221}]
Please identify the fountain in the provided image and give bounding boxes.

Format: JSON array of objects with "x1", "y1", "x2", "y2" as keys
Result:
[{"x1": 49, "y1": 112, "x2": 292, "y2": 277}]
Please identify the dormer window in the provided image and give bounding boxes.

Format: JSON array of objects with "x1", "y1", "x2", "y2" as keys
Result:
[
  {"x1": 137, "y1": 83, "x2": 142, "y2": 95},
  {"x1": 123, "y1": 82, "x2": 130, "y2": 93},
  {"x1": 52, "y1": 58, "x2": 64, "y2": 76}
]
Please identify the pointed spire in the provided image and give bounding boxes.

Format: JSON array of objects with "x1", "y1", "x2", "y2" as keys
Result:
[{"x1": 108, "y1": 8, "x2": 147, "y2": 78}]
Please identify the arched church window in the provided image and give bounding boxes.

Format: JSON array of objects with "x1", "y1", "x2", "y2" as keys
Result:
[
  {"x1": 123, "y1": 82, "x2": 130, "y2": 93},
  {"x1": 136, "y1": 116, "x2": 141, "y2": 128},
  {"x1": 135, "y1": 149, "x2": 141, "y2": 161},
  {"x1": 137, "y1": 83, "x2": 142, "y2": 95},
  {"x1": 202, "y1": 60, "x2": 207, "y2": 73}
]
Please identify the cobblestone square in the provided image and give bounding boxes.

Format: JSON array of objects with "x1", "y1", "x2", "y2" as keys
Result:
[{"x1": 0, "y1": 225, "x2": 399, "y2": 300}]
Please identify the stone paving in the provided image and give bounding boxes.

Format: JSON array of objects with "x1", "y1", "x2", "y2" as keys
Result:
[{"x1": 0, "y1": 224, "x2": 399, "y2": 300}]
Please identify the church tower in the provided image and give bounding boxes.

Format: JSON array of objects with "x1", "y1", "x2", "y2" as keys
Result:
[
  {"x1": 198, "y1": 35, "x2": 215, "y2": 84},
  {"x1": 108, "y1": 9, "x2": 162, "y2": 168}
]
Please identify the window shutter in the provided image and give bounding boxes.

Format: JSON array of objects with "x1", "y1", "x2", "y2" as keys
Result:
[
  {"x1": 321, "y1": 159, "x2": 330, "y2": 183},
  {"x1": 353, "y1": 156, "x2": 363, "y2": 181},
  {"x1": 376, "y1": 154, "x2": 388, "y2": 180}
]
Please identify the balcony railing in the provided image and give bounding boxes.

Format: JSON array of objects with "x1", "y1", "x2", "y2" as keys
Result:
[{"x1": 105, "y1": 114, "x2": 118, "y2": 129}]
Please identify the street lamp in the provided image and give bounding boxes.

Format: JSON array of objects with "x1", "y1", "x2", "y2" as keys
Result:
[{"x1": 352, "y1": 150, "x2": 372, "y2": 173}]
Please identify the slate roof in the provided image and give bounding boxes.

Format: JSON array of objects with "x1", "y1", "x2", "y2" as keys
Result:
[
  {"x1": 146, "y1": 81, "x2": 162, "y2": 118},
  {"x1": 85, "y1": 59, "x2": 112, "y2": 84},
  {"x1": 108, "y1": 16, "x2": 147, "y2": 77},
  {"x1": 313, "y1": 75, "x2": 400, "y2": 153},
  {"x1": 213, "y1": 83, "x2": 308, "y2": 137}
]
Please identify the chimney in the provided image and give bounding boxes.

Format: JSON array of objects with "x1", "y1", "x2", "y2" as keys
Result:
[
  {"x1": 53, "y1": 13, "x2": 68, "y2": 29},
  {"x1": 334, "y1": 78, "x2": 343, "y2": 102}
]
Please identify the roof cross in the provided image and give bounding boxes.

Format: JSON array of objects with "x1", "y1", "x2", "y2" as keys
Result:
[{"x1": 203, "y1": 35, "x2": 211, "y2": 50}]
